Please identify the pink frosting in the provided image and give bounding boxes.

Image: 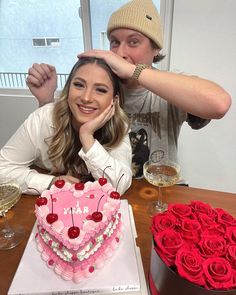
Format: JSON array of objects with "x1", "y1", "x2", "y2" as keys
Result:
[
  {"x1": 35, "y1": 180, "x2": 120, "y2": 249},
  {"x1": 35, "y1": 221, "x2": 122, "y2": 283},
  {"x1": 35, "y1": 180, "x2": 122, "y2": 283}
]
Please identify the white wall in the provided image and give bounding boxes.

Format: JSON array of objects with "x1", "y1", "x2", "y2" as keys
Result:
[
  {"x1": 0, "y1": 89, "x2": 38, "y2": 148},
  {"x1": 170, "y1": 0, "x2": 236, "y2": 193}
]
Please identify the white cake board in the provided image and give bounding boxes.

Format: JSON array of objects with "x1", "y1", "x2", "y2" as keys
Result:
[{"x1": 8, "y1": 200, "x2": 148, "y2": 295}]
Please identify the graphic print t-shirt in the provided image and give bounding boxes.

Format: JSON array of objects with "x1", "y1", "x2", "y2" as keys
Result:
[{"x1": 123, "y1": 88, "x2": 187, "y2": 178}]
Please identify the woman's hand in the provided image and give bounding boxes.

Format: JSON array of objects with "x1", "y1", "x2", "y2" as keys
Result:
[
  {"x1": 79, "y1": 100, "x2": 115, "y2": 153},
  {"x1": 27, "y1": 63, "x2": 57, "y2": 106}
]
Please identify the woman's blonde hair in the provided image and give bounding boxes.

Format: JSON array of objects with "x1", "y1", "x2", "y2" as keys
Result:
[{"x1": 47, "y1": 57, "x2": 129, "y2": 181}]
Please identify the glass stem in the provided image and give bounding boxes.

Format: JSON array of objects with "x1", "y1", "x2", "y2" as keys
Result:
[
  {"x1": 157, "y1": 186, "x2": 163, "y2": 208},
  {"x1": 1, "y1": 211, "x2": 15, "y2": 238}
]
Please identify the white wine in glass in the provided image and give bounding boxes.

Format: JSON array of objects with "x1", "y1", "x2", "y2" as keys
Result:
[
  {"x1": 143, "y1": 160, "x2": 180, "y2": 215},
  {"x1": 0, "y1": 180, "x2": 24, "y2": 250}
]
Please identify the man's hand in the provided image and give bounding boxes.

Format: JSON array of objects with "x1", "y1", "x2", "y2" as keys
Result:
[
  {"x1": 78, "y1": 50, "x2": 135, "y2": 80},
  {"x1": 27, "y1": 63, "x2": 57, "y2": 106}
]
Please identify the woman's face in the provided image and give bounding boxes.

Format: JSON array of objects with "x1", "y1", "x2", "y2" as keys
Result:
[
  {"x1": 109, "y1": 28, "x2": 158, "y2": 66},
  {"x1": 68, "y1": 63, "x2": 114, "y2": 128}
]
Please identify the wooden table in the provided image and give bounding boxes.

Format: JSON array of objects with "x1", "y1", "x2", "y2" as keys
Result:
[{"x1": 1, "y1": 179, "x2": 236, "y2": 295}]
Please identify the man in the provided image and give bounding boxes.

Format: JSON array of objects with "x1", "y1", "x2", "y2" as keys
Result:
[{"x1": 27, "y1": 0, "x2": 231, "y2": 178}]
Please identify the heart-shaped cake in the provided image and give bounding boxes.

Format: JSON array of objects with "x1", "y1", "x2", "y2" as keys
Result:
[{"x1": 35, "y1": 179, "x2": 122, "y2": 283}]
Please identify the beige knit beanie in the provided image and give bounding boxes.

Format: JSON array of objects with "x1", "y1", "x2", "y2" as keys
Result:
[{"x1": 107, "y1": 0, "x2": 163, "y2": 49}]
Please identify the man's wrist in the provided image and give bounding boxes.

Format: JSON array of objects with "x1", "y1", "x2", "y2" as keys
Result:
[{"x1": 132, "y1": 64, "x2": 149, "y2": 80}]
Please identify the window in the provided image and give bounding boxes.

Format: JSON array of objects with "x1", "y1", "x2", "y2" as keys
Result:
[
  {"x1": 0, "y1": 0, "x2": 83, "y2": 76},
  {"x1": 100, "y1": 31, "x2": 108, "y2": 50},
  {"x1": 46, "y1": 38, "x2": 60, "y2": 47},
  {"x1": 0, "y1": 0, "x2": 166, "y2": 89},
  {"x1": 32, "y1": 38, "x2": 60, "y2": 47},
  {"x1": 32, "y1": 38, "x2": 46, "y2": 47}
]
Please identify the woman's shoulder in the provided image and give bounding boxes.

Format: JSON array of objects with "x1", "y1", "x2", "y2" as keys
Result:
[
  {"x1": 30, "y1": 102, "x2": 54, "y2": 118},
  {"x1": 25, "y1": 103, "x2": 55, "y2": 127},
  {"x1": 34, "y1": 102, "x2": 54, "y2": 113}
]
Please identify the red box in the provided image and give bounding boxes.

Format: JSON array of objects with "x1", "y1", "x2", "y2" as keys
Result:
[{"x1": 149, "y1": 244, "x2": 236, "y2": 295}]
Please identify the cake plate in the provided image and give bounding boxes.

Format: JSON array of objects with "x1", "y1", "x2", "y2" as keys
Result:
[{"x1": 8, "y1": 200, "x2": 148, "y2": 295}]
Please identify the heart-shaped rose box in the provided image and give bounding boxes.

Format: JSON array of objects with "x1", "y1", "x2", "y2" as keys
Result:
[{"x1": 149, "y1": 243, "x2": 236, "y2": 295}]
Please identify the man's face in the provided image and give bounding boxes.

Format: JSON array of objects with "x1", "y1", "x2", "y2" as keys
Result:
[{"x1": 109, "y1": 28, "x2": 159, "y2": 67}]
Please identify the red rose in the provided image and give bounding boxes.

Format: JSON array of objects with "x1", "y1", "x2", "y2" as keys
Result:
[
  {"x1": 198, "y1": 235, "x2": 227, "y2": 258},
  {"x1": 226, "y1": 245, "x2": 236, "y2": 270},
  {"x1": 216, "y1": 208, "x2": 236, "y2": 227},
  {"x1": 190, "y1": 201, "x2": 216, "y2": 220},
  {"x1": 154, "y1": 229, "x2": 183, "y2": 267},
  {"x1": 168, "y1": 203, "x2": 192, "y2": 219},
  {"x1": 203, "y1": 257, "x2": 234, "y2": 290},
  {"x1": 196, "y1": 213, "x2": 225, "y2": 236},
  {"x1": 175, "y1": 246, "x2": 205, "y2": 286},
  {"x1": 151, "y1": 200, "x2": 236, "y2": 291},
  {"x1": 151, "y1": 212, "x2": 177, "y2": 235},
  {"x1": 196, "y1": 212, "x2": 216, "y2": 230},
  {"x1": 226, "y1": 226, "x2": 236, "y2": 244},
  {"x1": 201, "y1": 223, "x2": 225, "y2": 237},
  {"x1": 179, "y1": 218, "x2": 202, "y2": 244}
]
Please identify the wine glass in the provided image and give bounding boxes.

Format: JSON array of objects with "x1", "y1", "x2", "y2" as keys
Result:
[
  {"x1": 0, "y1": 179, "x2": 24, "y2": 250},
  {"x1": 143, "y1": 159, "x2": 180, "y2": 215}
]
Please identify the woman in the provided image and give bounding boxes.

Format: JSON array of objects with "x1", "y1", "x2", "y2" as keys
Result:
[{"x1": 0, "y1": 57, "x2": 132, "y2": 194}]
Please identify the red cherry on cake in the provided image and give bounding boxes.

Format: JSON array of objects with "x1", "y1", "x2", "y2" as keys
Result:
[
  {"x1": 110, "y1": 173, "x2": 124, "y2": 200},
  {"x1": 91, "y1": 195, "x2": 105, "y2": 222},
  {"x1": 75, "y1": 182, "x2": 84, "y2": 190},
  {"x1": 98, "y1": 165, "x2": 111, "y2": 186},
  {"x1": 46, "y1": 194, "x2": 58, "y2": 224},
  {"x1": 28, "y1": 187, "x2": 45, "y2": 204},
  {"x1": 54, "y1": 179, "x2": 65, "y2": 188},
  {"x1": 110, "y1": 191, "x2": 120, "y2": 199},
  {"x1": 67, "y1": 208, "x2": 80, "y2": 239},
  {"x1": 98, "y1": 177, "x2": 107, "y2": 186},
  {"x1": 36, "y1": 197, "x2": 47, "y2": 206},
  {"x1": 68, "y1": 226, "x2": 80, "y2": 239},
  {"x1": 46, "y1": 213, "x2": 58, "y2": 224},
  {"x1": 92, "y1": 211, "x2": 103, "y2": 222},
  {"x1": 52, "y1": 166, "x2": 65, "y2": 188}
]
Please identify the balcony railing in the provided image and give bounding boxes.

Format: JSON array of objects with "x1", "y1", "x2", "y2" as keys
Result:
[{"x1": 0, "y1": 72, "x2": 69, "y2": 89}]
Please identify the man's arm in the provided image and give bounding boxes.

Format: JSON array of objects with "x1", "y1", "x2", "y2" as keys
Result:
[
  {"x1": 78, "y1": 50, "x2": 232, "y2": 120},
  {"x1": 27, "y1": 63, "x2": 57, "y2": 107}
]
